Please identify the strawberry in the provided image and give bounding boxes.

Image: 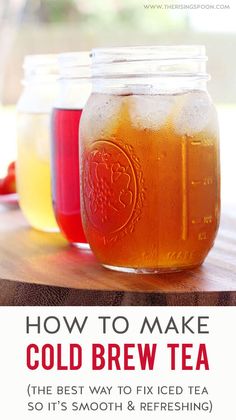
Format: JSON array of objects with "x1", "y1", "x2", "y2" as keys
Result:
[
  {"x1": 7, "y1": 161, "x2": 16, "y2": 175},
  {"x1": 0, "y1": 161, "x2": 17, "y2": 195},
  {"x1": 0, "y1": 178, "x2": 8, "y2": 194},
  {"x1": 4, "y1": 172, "x2": 16, "y2": 194}
]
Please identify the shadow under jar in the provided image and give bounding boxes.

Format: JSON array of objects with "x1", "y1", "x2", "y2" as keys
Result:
[
  {"x1": 80, "y1": 46, "x2": 220, "y2": 273},
  {"x1": 51, "y1": 52, "x2": 91, "y2": 249}
]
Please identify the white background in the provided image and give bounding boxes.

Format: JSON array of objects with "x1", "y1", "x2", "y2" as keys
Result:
[{"x1": 0, "y1": 306, "x2": 235, "y2": 419}]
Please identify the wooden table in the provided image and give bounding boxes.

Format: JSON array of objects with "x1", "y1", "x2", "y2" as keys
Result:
[{"x1": 0, "y1": 204, "x2": 236, "y2": 306}]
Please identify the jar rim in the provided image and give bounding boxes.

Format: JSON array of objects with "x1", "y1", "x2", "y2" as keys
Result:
[
  {"x1": 91, "y1": 45, "x2": 209, "y2": 81},
  {"x1": 22, "y1": 54, "x2": 59, "y2": 85},
  {"x1": 91, "y1": 45, "x2": 207, "y2": 63},
  {"x1": 23, "y1": 53, "x2": 58, "y2": 70},
  {"x1": 58, "y1": 51, "x2": 91, "y2": 67},
  {"x1": 58, "y1": 51, "x2": 91, "y2": 79}
]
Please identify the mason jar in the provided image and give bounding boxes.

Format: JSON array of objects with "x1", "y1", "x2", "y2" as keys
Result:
[
  {"x1": 51, "y1": 51, "x2": 91, "y2": 249},
  {"x1": 17, "y1": 54, "x2": 59, "y2": 232},
  {"x1": 80, "y1": 46, "x2": 220, "y2": 273}
]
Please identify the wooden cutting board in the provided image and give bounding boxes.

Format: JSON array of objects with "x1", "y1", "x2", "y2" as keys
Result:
[{"x1": 0, "y1": 205, "x2": 235, "y2": 306}]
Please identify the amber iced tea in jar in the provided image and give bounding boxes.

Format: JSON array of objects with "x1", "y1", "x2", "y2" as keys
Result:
[{"x1": 80, "y1": 46, "x2": 220, "y2": 273}]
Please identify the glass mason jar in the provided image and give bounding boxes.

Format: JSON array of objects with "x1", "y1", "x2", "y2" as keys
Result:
[
  {"x1": 51, "y1": 52, "x2": 91, "y2": 249},
  {"x1": 17, "y1": 54, "x2": 59, "y2": 232},
  {"x1": 80, "y1": 46, "x2": 220, "y2": 273}
]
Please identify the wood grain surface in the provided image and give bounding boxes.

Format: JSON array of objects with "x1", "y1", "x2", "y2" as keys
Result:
[{"x1": 0, "y1": 205, "x2": 235, "y2": 306}]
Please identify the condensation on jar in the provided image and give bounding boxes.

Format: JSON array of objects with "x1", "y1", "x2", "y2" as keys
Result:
[
  {"x1": 17, "y1": 54, "x2": 59, "y2": 232},
  {"x1": 51, "y1": 51, "x2": 91, "y2": 249},
  {"x1": 80, "y1": 46, "x2": 220, "y2": 274}
]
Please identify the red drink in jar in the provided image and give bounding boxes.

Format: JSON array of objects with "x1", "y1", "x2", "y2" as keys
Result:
[
  {"x1": 51, "y1": 51, "x2": 91, "y2": 248},
  {"x1": 51, "y1": 108, "x2": 88, "y2": 247}
]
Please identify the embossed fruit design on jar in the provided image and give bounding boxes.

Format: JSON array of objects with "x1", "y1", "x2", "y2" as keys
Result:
[{"x1": 80, "y1": 46, "x2": 220, "y2": 273}]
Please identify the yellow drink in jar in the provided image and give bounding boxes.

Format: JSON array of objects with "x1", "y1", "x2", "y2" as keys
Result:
[{"x1": 17, "y1": 112, "x2": 58, "y2": 232}]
